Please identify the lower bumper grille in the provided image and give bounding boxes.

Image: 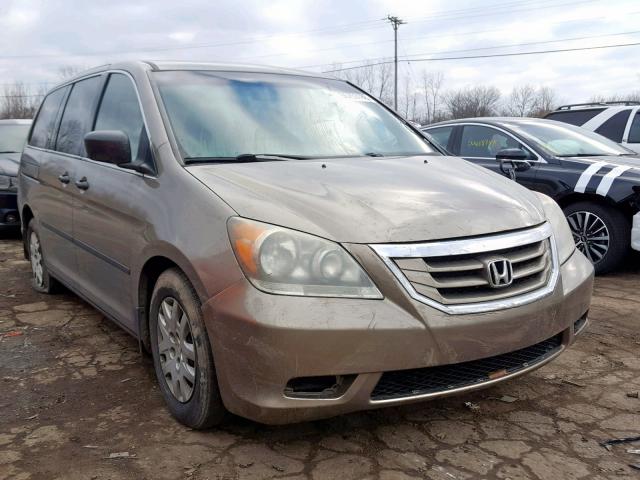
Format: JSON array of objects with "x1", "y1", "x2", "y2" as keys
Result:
[{"x1": 371, "y1": 334, "x2": 563, "y2": 401}]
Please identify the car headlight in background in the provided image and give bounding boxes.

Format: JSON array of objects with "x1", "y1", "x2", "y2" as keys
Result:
[
  {"x1": 228, "y1": 217, "x2": 382, "y2": 298},
  {"x1": 0, "y1": 174, "x2": 17, "y2": 192},
  {"x1": 535, "y1": 192, "x2": 575, "y2": 263}
]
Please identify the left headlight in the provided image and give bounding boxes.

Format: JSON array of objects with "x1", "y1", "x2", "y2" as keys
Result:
[
  {"x1": 227, "y1": 217, "x2": 382, "y2": 298},
  {"x1": 0, "y1": 174, "x2": 17, "y2": 192},
  {"x1": 535, "y1": 192, "x2": 575, "y2": 264}
]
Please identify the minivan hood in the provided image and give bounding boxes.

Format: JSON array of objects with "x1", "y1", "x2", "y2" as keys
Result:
[
  {"x1": 188, "y1": 156, "x2": 545, "y2": 243},
  {"x1": 0, "y1": 152, "x2": 20, "y2": 176}
]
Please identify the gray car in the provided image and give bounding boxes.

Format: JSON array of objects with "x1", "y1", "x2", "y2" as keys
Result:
[
  {"x1": 18, "y1": 61, "x2": 594, "y2": 427},
  {"x1": 0, "y1": 119, "x2": 31, "y2": 230}
]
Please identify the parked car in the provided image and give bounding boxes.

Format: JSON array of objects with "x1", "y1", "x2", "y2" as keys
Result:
[
  {"x1": 423, "y1": 118, "x2": 640, "y2": 274},
  {"x1": 0, "y1": 119, "x2": 31, "y2": 231},
  {"x1": 19, "y1": 62, "x2": 593, "y2": 427},
  {"x1": 544, "y1": 101, "x2": 640, "y2": 153}
]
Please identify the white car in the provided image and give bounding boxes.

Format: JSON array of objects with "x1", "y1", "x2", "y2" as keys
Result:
[{"x1": 545, "y1": 102, "x2": 640, "y2": 153}]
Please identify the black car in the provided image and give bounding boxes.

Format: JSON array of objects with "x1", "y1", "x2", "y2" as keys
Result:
[
  {"x1": 423, "y1": 117, "x2": 640, "y2": 273},
  {"x1": 0, "y1": 119, "x2": 31, "y2": 231}
]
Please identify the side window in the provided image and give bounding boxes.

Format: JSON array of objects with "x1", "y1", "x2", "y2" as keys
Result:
[
  {"x1": 545, "y1": 109, "x2": 605, "y2": 126},
  {"x1": 628, "y1": 112, "x2": 640, "y2": 143},
  {"x1": 29, "y1": 87, "x2": 68, "y2": 148},
  {"x1": 459, "y1": 125, "x2": 531, "y2": 158},
  {"x1": 425, "y1": 126, "x2": 453, "y2": 150},
  {"x1": 94, "y1": 74, "x2": 146, "y2": 161},
  {"x1": 595, "y1": 109, "x2": 631, "y2": 143},
  {"x1": 56, "y1": 76, "x2": 102, "y2": 156}
]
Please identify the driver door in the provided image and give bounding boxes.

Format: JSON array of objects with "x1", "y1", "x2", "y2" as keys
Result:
[{"x1": 453, "y1": 124, "x2": 540, "y2": 191}]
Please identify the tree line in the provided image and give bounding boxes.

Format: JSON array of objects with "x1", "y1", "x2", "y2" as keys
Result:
[{"x1": 1, "y1": 63, "x2": 638, "y2": 123}]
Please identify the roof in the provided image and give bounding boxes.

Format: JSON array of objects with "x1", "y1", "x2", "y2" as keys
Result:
[
  {"x1": 425, "y1": 117, "x2": 552, "y2": 128},
  {"x1": 54, "y1": 60, "x2": 331, "y2": 89},
  {"x1": 0, "y1": 119, "x2": 32, "y2": 125}
]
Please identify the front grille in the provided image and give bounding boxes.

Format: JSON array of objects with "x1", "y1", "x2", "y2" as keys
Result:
[
  {"x1": 394, "y1": 238, "x2": 552, "y2": 305},
  {"x1": 371, "y1": 334, "x2": 563, "y2": 401}
]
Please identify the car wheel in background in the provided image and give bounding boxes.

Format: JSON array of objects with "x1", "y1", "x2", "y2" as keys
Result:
[
  {"x1": 563, "y1": 201, "x2": 630, "y2": 274},
  {"x1": 149, "y1": 268, "x2": 225, "y2": 429},
  {"x1": 26, "y1": 220, "x2": 60, "y2": 293}
]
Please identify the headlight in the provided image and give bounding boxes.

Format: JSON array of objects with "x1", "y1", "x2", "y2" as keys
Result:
[
  {"x1": 0, "y1": 174, "x2": 17, "y2": 192},
  {"x1": 228, "y1": 217, "x2": 382, "y2": 298},
  {"x1": 535, "y1": 192, "x2": 574, "y2": 263}
]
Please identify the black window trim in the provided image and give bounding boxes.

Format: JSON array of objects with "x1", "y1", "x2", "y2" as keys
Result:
[
  {"x1": 426, "y1": 122, "x2": 546, "y2": 163},
  {"x1": 593, "y1": 108, "x2": 632, "y2": 144},
  {"x1": 27, "y1": 69, "x2": 157, "y2": 178}
]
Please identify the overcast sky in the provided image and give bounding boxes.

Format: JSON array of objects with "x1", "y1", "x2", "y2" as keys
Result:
[{"x1": 1, "y1": 0, "x2": 639, "y2": 103}]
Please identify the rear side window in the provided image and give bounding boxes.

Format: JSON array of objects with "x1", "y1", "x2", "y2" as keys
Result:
[
  {"x1": 94, "y1": 74, "x2": 145, "y2": 161},
  {"x1": 629, "y1": 112, "x2": 640, "y2": 143},
  {"x1": 545, "y1": 109, "x2": 605, "y2": 126},
  {"x1": 595, "y1": 109, "x2": 631, "y2": 143},
  {"x1": 425, "y1": 126, "x2": 453, "y2": 150},
  {"x1": 29, "y1": 87, "x2": 68, "y2": 148},
  {"x1": 56, "y1": 76, "x2": 102, "y2": 156}
]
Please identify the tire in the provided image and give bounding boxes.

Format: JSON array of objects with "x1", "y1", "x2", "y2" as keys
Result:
[
  {"x1": 26, "y1": 220, "x2": 60, "y2": 294},
  {"x1": 149, "y1": 268, "x2": 225, "y2": 429},
  {"x1": 563, "y1": 201, "x2": 630, "y2": 274}
]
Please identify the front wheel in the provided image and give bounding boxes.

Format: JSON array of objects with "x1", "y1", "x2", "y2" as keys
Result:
[
  {"x1": 149, "y1": 268, "x2": 225, "y2": 429},
  {"x1": 563, "y1": 201, "x2": 630, "y2": 274}
]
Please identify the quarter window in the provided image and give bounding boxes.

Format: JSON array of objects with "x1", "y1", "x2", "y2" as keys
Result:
[
  {"x1": 627, "y1": 112, "x2": 640, "y2": 143},
  {"x1": 29, "y1": 87, "x2": 68, "y2": 149},
  {"x1": 56, "y1": 76, "x2": 102, "y2": 156},
  {"x1": 94, "y1": 74, "x2": 146, "y2": 161},
  {"x1": 594, "y1": 109, "x2": 631, "y2": 143},
  {"x1": 459, "y1": 125, "x2": 532, "y2": 158}
]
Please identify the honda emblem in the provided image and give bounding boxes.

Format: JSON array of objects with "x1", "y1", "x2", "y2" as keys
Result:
[{"x1": 487, "y1": 259, "x2": 513, "y2": 288}]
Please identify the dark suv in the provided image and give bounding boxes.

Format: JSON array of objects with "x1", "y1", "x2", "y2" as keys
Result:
[{"x1": 0, "y1": 119, "x2": 31, "y2": 231}]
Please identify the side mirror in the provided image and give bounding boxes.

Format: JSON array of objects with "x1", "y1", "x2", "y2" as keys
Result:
[
  {"x1": 496, "y1": 148, "x2": 529, "y2": 161},
  {"x1": 84, "y1": 130, "x2": 131, "y2": 166},
  {"x1": 496, "y1": 149, "x2": 532, "y2": 180},
  {"x1": 84, "y1": 130, "x2": 154, "y2": 175}
]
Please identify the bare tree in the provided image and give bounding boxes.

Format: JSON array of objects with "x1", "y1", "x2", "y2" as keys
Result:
[
  {"x1": 421, "y1": 71, "x2": 444, "y2": 124},
  {"x1": 58, "y1": 65, "x2": 83, "y2": 80},
  {"x1": 444, "y1": 85, "x2": 501, "y2": 119},
  {"x1": 0, "y1": 82, "x2": 44, "y2": 119},
  {"x1": 335, "y1": 61, "x2": 393, "y2": 106},
  {"x1": 502, "y1": 84, "x2": 537, "y2": 116},
  {"x1": 531, "y1": 86, "x2": 558, "y2": 117},
  {"x1": 590, "y1": 90, "x2": 640, "y2": 103}
]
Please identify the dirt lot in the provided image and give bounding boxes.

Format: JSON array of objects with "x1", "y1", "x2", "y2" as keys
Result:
[{"x1": 1, "y1": 233, "x2": 640, "y2": 480}]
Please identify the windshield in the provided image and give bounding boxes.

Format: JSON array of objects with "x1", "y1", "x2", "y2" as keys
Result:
[
  {"x1": 506, "y1": 120, "x2": 632, "y2": 157},
  {"x1": 0, "y1": 124, "x2": 30, "y2": 153},
  {"x1": 153, "y1": 71, "x2": 433, "y2": 161}
]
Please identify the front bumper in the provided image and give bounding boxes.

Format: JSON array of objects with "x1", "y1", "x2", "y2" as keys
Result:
[
  {"x1": 203, "y1": 247, "x2": 594, "y2": 425},
  {"x1": 632, "y1": 212, "x2": 640, "y2": 251},
  {"x1": 0, "y1": 190, "x2": 19, "y2": 228}
]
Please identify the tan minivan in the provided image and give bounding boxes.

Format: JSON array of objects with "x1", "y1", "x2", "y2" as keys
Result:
[{"x1": 18, "y1": 61, "x2": 594, "y2": 428}]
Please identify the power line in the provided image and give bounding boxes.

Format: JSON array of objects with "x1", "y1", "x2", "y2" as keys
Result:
[
  {"x1": 315, "y1": 29, "x2": 640, "y2": 71},
  {"x1": 323, "y1": 41, "x2": 640, "y2": 73}
]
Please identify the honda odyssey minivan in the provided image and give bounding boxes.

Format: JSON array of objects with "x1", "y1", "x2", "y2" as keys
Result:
[{"x1": 19, "y1": 61, "x2": 594, "y2": 428}]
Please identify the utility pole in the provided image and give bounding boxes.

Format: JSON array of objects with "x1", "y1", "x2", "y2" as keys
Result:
[{"x1": 386, "y1": 15, "x2": 406, "y2": 111}]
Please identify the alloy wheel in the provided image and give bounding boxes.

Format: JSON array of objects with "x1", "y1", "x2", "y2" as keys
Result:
[
  {"x1": 157, "y1": 297, "x2": 197, "y2": 403},
  {"x1": 566, "y1": 210, "x2": 610, "y2": 264},
  {"x1": 29, "y1": 232, "x2": 44, "y2": 288}
]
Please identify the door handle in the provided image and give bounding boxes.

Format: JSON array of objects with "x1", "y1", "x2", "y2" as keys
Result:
[
  {"x1": 75, "y1": 177, "x2": 89, "y2": 191},
  {"x1": 58, "y1": 172, "x2": 70, "y2": 184}
]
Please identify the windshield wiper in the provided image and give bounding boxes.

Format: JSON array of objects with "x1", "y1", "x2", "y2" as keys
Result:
[
  {"x1": 0, "y1": 151, "x2": 19, "y2": 154},
  {"x1": 363, "y1": 152, "x2": 384, "y2": 157},
  {"x1": 556, "y1": 153, "x2": 607, "y2": 157},
  {"x1": 185, "y1": 153, "x2": 309, "y2": 164}
]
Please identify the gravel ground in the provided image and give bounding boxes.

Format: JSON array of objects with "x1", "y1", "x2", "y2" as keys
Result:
[{"x1": 1, "y1": 232, "x2": 640, "y2": 480}]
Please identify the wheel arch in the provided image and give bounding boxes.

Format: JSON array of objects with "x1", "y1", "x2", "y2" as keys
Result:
[
  {"x1": 136, "y1": 248, "x2": 209, "y2": 351},
  {"x1": 21, "y1": 204, "x2": 35, "y2": 259}
]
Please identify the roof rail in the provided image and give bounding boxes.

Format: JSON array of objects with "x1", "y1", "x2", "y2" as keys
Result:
[{"x1": 556, "y1": 101, "x2": 640, "y2": 110}]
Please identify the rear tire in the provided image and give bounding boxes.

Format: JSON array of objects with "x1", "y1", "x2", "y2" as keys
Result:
[
  {"x1": 149, "y1": 268, "x2": 225, "y2": 429},
  {"x1": 563, "y1": 201, "x2": 629, "y2": 274},
  {"x1": 26, "y1": 220, "x2": 60, "y2": 294}
]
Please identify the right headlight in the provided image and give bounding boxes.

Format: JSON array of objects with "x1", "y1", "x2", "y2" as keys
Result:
[
  {"x1": 227, "y1": 217, "x2": 382, "y2": 299},
  {"x1": 535, "y1": 192, "x2": 575, "y2": 264},
  {"x1": 0, "y1": 174, "x2": 17, "y2": 192}
]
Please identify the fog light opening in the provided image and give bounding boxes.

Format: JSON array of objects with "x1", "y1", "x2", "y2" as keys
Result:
[
  {"x1": 284, "y1": 374, "x2": 355, "y2": 399},
  {"x1": 4, "y1": 212, "x2": 18, "y2": 224},
  {"x1": 573, "y1": 312, "x2": 588, "y2": 335}
]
